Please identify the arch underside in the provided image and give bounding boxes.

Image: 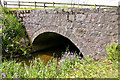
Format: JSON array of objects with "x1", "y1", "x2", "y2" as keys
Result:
[
  {"x1": 31, "y1": 28, "x2": 83, "y2": 57},
  {"x1": 31, "y1": 27, "x2": 79, "y2": 49}
]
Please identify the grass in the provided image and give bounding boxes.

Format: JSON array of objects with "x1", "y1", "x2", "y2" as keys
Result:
[
  {"x1": 7, "y1": 5, "x2": 97, "y2": 11},
  {"x1": 1, "y1": 52, "x2": 118, "y2": 79},
  {"x1": 8, "y1": 7, "x2": 69, "y2": 11}
]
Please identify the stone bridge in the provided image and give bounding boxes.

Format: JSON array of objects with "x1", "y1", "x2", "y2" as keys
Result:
[{"x1": 14, "y1": 8, "x2": 118, "y2": 59}]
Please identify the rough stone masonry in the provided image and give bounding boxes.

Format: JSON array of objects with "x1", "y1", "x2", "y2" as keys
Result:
[{"x1": 14, "y1": 7, "x2": 119, "y2": 59}]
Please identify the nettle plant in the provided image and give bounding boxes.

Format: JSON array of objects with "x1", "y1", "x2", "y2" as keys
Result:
[
  {"x1": 2, "y1": 7, "x2": 31, "y2": 57},
  {"x1": 106, "y1": 41, "x2": 120, "y2": 61}
]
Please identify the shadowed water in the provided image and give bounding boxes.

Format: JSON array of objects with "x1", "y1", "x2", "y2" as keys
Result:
[
  {"x1": 14, "y1": 46, "x2": 64, "y2": 66},
  {"x1": 16, "y1": 44, "x2": 82, "y2": 66}
]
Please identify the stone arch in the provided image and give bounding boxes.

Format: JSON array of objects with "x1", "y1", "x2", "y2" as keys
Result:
[
  {"x1": 31, "y1": 28, "x2": 83, "y2": 58},
  {"x1": 31, "y1": 27, "x2": 79, "y2": 49}
]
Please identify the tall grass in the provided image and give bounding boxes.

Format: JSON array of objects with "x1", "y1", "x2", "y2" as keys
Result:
[{"x1": 1, "y1": 50, "x2": 118, "y2": 78}]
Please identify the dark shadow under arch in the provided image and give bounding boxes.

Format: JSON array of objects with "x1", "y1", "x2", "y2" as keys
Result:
[{"x1": 32, "y1": 32, "x2": 83, "y2": 59}]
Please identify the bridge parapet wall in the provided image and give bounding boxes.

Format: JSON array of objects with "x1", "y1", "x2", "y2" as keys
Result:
[{"x1": 13, "y1": 8, "x2": 118, "y2": 59}]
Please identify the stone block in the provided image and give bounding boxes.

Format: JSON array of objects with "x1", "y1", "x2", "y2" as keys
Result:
[
  {"x1": 69, "y1": 15, "x2": 74, "y2": 21},
  {"x1": 61, "y1": 14, "x2": 67, "y2": 20},
  {"x1": 66, "y1": 23, "x2": 74, "y2": 29},
  {"x1": 85, "y1": 14, "x2": 92, "y2": 23},
  {"x1": 76, "y1": 14, "x2": 86, "y2": 22},
  {"x1": 75, "y1": 28, "x2": 86, "y2": 35},
  {"x1": 91, "y1": 13, "x2": 98, "y2": 22},
  {"x1": 65, "y1": 29, "x2": 72, "y2": 37}
]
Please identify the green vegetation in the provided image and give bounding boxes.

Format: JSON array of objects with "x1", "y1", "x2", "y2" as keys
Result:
[
  {"x1": 106, "y1": 42, "x2": 120, "y2": 61},
  {"x1": 1, "y1": 7, "x2": 31, "y2": 58},
  {"x1": 53, "y1": 5, "x2": 69, "y2": 9},
  {"x1": 8, "y1": 6, "x2": 70, "y2": 11},
  {"x1": 1, "y1": 51, "x2": 119, "y2": 78},
  {"x1": 0, "y1": 6, "x2": 2, "y2": 33}
]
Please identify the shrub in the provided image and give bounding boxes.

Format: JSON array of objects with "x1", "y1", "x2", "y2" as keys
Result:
[
  {"x1": 1, "y1": 7, "x2": 31, "y2": 58},
  {"x1": 106, "y1": 42, "x2": 120, "y2": 61}
]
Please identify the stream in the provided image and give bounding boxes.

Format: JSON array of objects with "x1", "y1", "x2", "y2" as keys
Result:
[{"x1": 16, "y1": 45, "x2": 67, "y2": 66}]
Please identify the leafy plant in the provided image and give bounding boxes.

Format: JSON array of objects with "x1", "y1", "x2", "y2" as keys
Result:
[
  {"x1": 1, "y1": 7, "x2": 31, "y2": 58},
  {"x1": 106, "y1": 42, "x2": 120, "y2": 61}
]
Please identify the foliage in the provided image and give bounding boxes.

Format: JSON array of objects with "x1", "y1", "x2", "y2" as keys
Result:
[
  {"x1": 0, "y1": 6, "x2": 2, "y2": 34},
  {"x1": 1, "y1": 51, "x2": 118, "y2": 78},
  {"x1": 62, "y1": 5, "x2": 69, "y2": 8},
  {"x1": 106, "y1": 42, "x2": 120, "y2": 61},
  {"x1": 1, "y1": 7, "x2": 31, "y2": 57}
]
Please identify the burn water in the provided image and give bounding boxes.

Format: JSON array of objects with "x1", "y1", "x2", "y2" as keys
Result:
[
  {"x1": 3, "y1": 44, "x2": 82, "y2": 66},
  {"x1": 17, "y1": 45, "x2": 67, "y2": 66}
]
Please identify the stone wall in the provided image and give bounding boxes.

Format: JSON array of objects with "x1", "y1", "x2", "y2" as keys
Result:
[{"x1": 13, "y1": 7, "x2": 119, "y2": 59}]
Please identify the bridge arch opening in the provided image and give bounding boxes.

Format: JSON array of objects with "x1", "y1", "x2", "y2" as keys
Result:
[{"x1": 32, "y1": 32, "x2": 83, "y2": 64}]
